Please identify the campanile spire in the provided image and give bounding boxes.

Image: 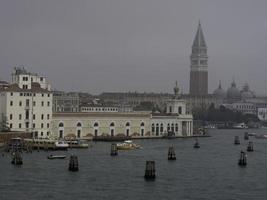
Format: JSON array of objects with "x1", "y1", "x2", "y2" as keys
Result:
[{"x1": 189, "y1": 22, "x2": 208, "y2": 95}]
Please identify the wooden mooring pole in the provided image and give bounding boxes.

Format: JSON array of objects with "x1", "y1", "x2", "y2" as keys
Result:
[
  {"x1": 234, "y1": 136, "x2": 240, "y2": 145},
  {"x1": 69, "y1": 155, "x2": 79, "y2": 171},
  {"x1": 11, "y1": 151, "x2": 23, "y2": 165},
  {"x1": 238, "y1": 151, "x2": 247, "y2": 166},
  {"x1": 110, "y1": 143, "x2": 118, "y2": 156},
  {"x1": 144, "y1": 161, "x2": 156, "y2": 180},
  {"x1": 168, "y1": 146, "x2": 176, "y2": 160}
]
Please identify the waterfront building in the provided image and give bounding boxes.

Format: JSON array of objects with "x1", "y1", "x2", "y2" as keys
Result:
[
  {"x1": 190, "y1": 22, "x2": 208, "y2": 95},
  {"x1": 53, "y1": 91, "x2": 80, "y2": 112},
  {"x1": 151, "y1": 99, "x2": 193, "y2": 136},
  {"x1": 51, "y1": 84, "x2": 193, "y2": 139},
  {"x1": 0, "y1": 67, "x2": 52, "y2": 138}
]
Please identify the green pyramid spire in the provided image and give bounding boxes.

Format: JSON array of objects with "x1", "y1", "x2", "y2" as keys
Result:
[{"x1": 192, "y1": 22, "x2": 207, "y2": 47}]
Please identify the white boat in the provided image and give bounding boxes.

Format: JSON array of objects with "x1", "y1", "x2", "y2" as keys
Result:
[
  {"x1": 116, "y1": 140, "x2": 141, "y2": 150},
  {"x1": 232, "y1": 123, "x2": 248, "y2": 129},
  {"x1": 66, "y1": 140, "x2": 89, "y2": 148},
  {"x1": 55, "y1": 141, "x2": 69, "y2": 150},
  {"x1": 255, "y1": 134, "x2": 267, "y2": 139},
  {"x1": 248, "y1": 132, "x2": 257, "y2": 136},
  {"x1": 47, "y1": 155, "x2": 66, "y2": 159}
]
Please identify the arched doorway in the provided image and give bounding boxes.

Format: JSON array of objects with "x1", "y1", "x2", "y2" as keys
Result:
[
  {"x1": 94, "y1": 122, "x2": 99, "y2": 137},
  {"x1": 58, "y1": 122, "x2": 64, "y2": 139},
  {"x1": 140, "y1": 122, "x2": 145, "y2": 136},
  {"x1": 126, "y1": 122, "x2": 130, "y2": 136},
  {"x1": 110, "y1": 122, "x2": 115, "y2": 137}
]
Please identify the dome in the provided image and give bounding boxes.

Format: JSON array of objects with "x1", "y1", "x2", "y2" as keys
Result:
[
  {"x1": 241, "y1": 83, "x2": 255, "y2": 99},
  {"x1": 213, "y1": 81, "x2": 226, "y2": 98},
  {"x1": 227, "y1": 81, "x2": 241, "y2": 102}
]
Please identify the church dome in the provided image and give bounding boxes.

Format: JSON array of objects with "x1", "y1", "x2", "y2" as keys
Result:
[
  {"x1": 213, "y1": 81, "x2": 226, "y2": 98},
  {"x1": 227, "y1": 81, "x2": 241, "y2": 102},
  {"x1": 241, "y1": 83, "x2": 255, "y2": 99}
]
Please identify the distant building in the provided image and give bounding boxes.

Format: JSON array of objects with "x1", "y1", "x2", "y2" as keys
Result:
[
  {"x1": 11, "y1": 67, "x2": 51, "y2": 91},
  {"x1": 190, "y1": 22, "x2": 208, "y2": 95},
  {"x1": 223, "y1": 102, "x2": 257, "y2": 115},
  {"x1": 0, "y1": 67, "x2": 52, "y2": 138},
  {"x1": 258, "y1": 108, "x2": 267, "y2": 121},
  {"x1": 81, "y1": 105, "x2": 119, "y2": 113},
  {"x1": 182, "y1": 94, "x2": 220, "y2": 113},
  {"x1": 52, "y1": 91, "x2": 80, "y2": 112},
  {"x1": 0, "y1": 81, "x2": 9, "y2": 87},
  {"x1": 98, "y1": 92, "x2": 172, "y2": 111}
]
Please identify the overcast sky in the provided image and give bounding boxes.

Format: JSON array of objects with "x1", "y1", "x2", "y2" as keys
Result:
[{"x1": 0, "y1": 0, "x2": 267, "y2": 95}]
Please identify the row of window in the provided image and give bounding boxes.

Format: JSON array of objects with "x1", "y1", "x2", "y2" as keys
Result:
[
  {"x1": 10, "y1": 100, "x2": 50, "y2": 107},
  {"x1": 58, "y1": 127, "x2": 145, "y2": 138},
  {"x1": 151, "y1": 123, "x2": 179, "y2": 133},
  {"x1": 58, "y1": 122, "x2": 144, "y2": 128},
  {"x1": 10, "y1": 92, "x2": 50, "y2": 97},
  {"x1": 82, "y1": 107, "x2": 118, "y2": 112},
  {"x1": 21, "y1": 76, "x2": 44, "y2": 82},
  {"x1": 9, "y1": 123, "x2": 50, "y2": 129},
  {"x1": 234, "y1": 105, "x2": 255, "y2": 109},
  {"x1": 9, "y1": 114, "x2": 50, "y2": 120}
]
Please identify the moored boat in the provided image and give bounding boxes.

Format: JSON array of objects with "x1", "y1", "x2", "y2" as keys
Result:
[
  {"x1": 254, "y1": 134, "x2": 267, "y2": 139},
  {"x1": 248, "y1": 132, "x2": 257, "y2": 136},
  {"x1": 66, "y1": 140, "x2": 89, "y2": 148},
  {"x1": 24, "y1": 139, "x2": 69, "y2": 150},
  {"x1": 47, "y1": 154, "x2": 66, "y2": 159},
  {"x1": 116, "y1": 140, "x2": 141, "y2": 150}
]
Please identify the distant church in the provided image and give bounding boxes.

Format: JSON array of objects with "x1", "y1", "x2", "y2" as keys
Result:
[{"x1": 189, "y1": 22, "x2": 208, "y2": 95}]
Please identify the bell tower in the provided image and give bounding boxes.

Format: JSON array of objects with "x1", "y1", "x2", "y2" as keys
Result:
[{"x1": 189, "y1": 22, "x2": 208, "y2": 95}]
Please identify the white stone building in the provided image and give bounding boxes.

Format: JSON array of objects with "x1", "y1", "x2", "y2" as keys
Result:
[
  {"x1": 151, "y1": 99, "x2": 193, "y2": 136},
  {"x1": 51, "y1": 97, "x2": 193, "y2": 139},
  {"x1": 0, "y1": 68, "x2": 52, "y2": 138}
]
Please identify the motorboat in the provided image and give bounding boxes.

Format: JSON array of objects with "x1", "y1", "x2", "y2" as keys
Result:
[
  {"x1": 248, "y1": 132, "x2": 257, "y2": 136},
  {"x1": 232, "y1": 123, "x2": 248, "y2": 129},
  {"x1": 255, "y1": 134, "x2": 267, "y2": 139},
  {"x1": 55, "y1": 141, "x2": 69, "y2": 150},
  {"x1": 24, "y1": 139, "x2": 69, "y2": 150},
  {"x1": 65, "y1": 140, "x2": 89, "y2": 148},
  {"x1": 116, "y1": 140, "x2": 141, "y2": 150},
  {"x1": 47, "y1": 154, "x2": 66, "y2": 159}
]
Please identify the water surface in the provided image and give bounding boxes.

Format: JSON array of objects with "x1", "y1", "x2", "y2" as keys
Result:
[{"x1": 1, "y1": 129, "x2": 267, "y2": 200}]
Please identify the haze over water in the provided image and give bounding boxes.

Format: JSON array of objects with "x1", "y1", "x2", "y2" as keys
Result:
[{"x1": 1, "y1": 129, "x2": 267, "y2": 200}]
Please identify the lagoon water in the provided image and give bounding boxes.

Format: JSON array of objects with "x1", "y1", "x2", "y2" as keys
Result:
[{"x1": 1, "y1": 129, "x2": 267, "y2": 200}]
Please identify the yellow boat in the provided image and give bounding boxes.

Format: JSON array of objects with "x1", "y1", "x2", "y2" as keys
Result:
[{"x1": 116, "y1": 140, "x2": 141, "y2": 150}]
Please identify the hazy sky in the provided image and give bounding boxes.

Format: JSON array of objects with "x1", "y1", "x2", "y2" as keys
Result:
[{"x1": 0, "y1": 0, "x2": 267, "y2": 95}]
